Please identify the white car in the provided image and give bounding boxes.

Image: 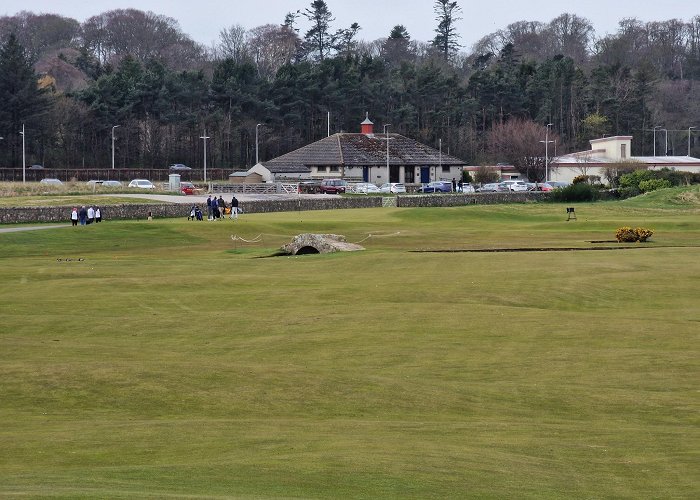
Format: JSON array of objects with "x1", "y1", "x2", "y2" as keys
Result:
[
  {"x1": 460, "y1": 183, "x2": 476, "y2": 193},
  {"x1": 499, "y1": 180, "x2": 528, "y2": 192},
  {"x1": 476, "y1": 183, "x2": 501, "y2": 192},
  {"x1": 352, "y1": 182, "x2": 380, "y2": 194},
  {"x1": 379, "y1": 183, "x2": 406, "y2": 194},
  {"x1": 128, "y1": 179, "x2": 155, "y2": 189}
]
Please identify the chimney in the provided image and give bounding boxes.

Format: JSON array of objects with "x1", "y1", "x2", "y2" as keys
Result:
[{"x1": 360, "y1": 112, "x2": 374, "y2": 135}]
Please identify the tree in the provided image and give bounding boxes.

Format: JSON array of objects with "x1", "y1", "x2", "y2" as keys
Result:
[
  {"x1": 303, "y1": 0, "x2": 335, "y2": 62},
  {"x1": 383, "y1": 25, "x2": 413, "y2": 65},
  {"x1": 488, "y1": 119, "x2": 559, "y2": 181},
  {"x1": 0, "y1": 34, "x2": 52, "y2": 167},
  {"x1": 432, "y1": 0, "x2": 462, "y2": 61}
]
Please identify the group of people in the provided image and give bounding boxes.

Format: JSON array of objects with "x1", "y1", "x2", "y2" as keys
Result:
[
  {"x1": 71, "y1": 206, "x2": 102, "y2": 226},
  {"x1": 189, "y1": 195, "x2": 240, "y2": 221}
]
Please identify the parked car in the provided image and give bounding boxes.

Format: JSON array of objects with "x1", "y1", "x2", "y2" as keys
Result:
[
  {"x1": 101, "y1": 180, "x2": 122, "y2": 188},
  {"x1": 169, "y1": 163, "x2": 191, "y2": 171},
  {"x1": 28, "y1": 164, "x2": 44, "y2": 170},
  {"x1": 476, "y1": 183, "x2": 501, "y2": 192},
  {"x1": 319, "y1": 178, "x2": 348, "y2": 194},
  {"x1": 417, "y1": 181, "x2": 453, "y2": 193},
  {"x1": 499, "y1": 180, "x2": 528, "y2": 192},
  {"x1": 299, "y1": 180, "x2": 322, "y2": 194},
  {"x1": 352, "y1": 182, "x2": 380, "y2": 194},
  {"x1": 39, "y1": 178, "x2": 62, "y2": 186},
  {"x1": 543, "y1": 181, "x2": 570, "y2": 189},
  {"x1": 86, "y1": 179, "x2": 104, "y2": 186},
  {"x1": 180, "y1": 181, "x2": 196, "y2": 195},
  {"x1": 379, "y1": 183, "x2": 406, "y2": 194},
  {"x1": 460, "y1": 183, "x2": 476, "y2": 193},
  {"x1": 128, "y1": 179, "x2": 155, "y2": 189}
]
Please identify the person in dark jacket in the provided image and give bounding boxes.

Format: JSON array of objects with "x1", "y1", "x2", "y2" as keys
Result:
[
  {"x1": 230, "y1": 195, "x2": 239, "y2": 220},
  {"x1": 206, "y1": 196, "x2": 213, "y2": 220},
  {"x1": 78, "y1": 206, "x2": 88, "y2": 225}
]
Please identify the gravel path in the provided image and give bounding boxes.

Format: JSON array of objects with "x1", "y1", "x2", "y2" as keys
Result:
[{"x1": 0, "y1": 224, "x2": 71, "y2": 233}]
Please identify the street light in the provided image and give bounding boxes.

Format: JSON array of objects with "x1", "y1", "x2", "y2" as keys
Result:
[
  {"x1": 200, "y1": 128, "x2": 210, "y2": 184},
  {"x1": 383, "y1": 124, "x2": 391, "y2": 185},
  {"x1": 688, "y1": 127, "x2": 695, "y2": 156},
  {"x1": 662, "y1": 128, "x2": 668, "y2": 156},
  {"x1": 19, "y1": 123, "x2": 26, "y2": 184},
  {"x1": 539, "y1": 123, "x2": 554, "y2": 182},
  {"x1": 111, "y1": 125, "x2": 120, "y2": 169},
  {"x1": 652, "y1": 125, "x2": 661, "y2": 156},
  {"x1": 255, "y1": 123, "x2": 262, "y2": 165}
]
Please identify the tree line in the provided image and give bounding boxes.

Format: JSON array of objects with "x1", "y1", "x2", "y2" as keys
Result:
[{"x1": 0, "y1": 1, "x2": 698, "y2": 177}]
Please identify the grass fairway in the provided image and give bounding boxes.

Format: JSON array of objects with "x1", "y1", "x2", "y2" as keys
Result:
[{"x1": 1, "y1": 195, "x2": 699, "y2": 498}]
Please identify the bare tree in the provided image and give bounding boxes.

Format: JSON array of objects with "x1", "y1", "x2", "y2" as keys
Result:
[
  {"x1": 246, "y1": 24, "x2": 300, "y2": 80},
  {"x1": 216, "y1": 24, "x2": 250, "y2": 63},
  {"x1": 488, "y1": 119, "x2": 559, "y2": 181}
]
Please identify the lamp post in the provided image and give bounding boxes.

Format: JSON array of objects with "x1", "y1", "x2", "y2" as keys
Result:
[
  {"x1": 662, "y1": 128, "x2": 668, "y2": 156},
  {"x1": 19, "y1": 124, "x2": 26, "y2": 184},
  {"x1": 383, "y1": 124, "x2": 391, "y2": 185},
  {"x1": 111, "y1": 125, "x2": 120, "y2": 169},
  {"x1": 200, "y1": 128, "x2": 210, "y2": 183},
  {"x1": 539, "y1": 123, "x2": 554, "y2": 182},
  {"x1": 652, "y1": 125, "x2": 661, "y2": 156},
  {"x1": 255, "y1": 123, "x2": 262, "y2": 165},
  {"x1": 689, "y1": 127, "x2": 696, "y2": 157}
]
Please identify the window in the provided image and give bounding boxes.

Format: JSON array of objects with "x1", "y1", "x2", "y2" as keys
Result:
[
  {"x1": 442, "y1": 166, "x2": 450, "y2": 173},
  {"x1": 316, "y1": 166, "x2": 328, "y2": 173},
  {"x1": 329, "y1": 166, "x2": 339, "y2": 172},
  {"x1": 621, "y1": 144, "x2": 627, "y2": 159}
]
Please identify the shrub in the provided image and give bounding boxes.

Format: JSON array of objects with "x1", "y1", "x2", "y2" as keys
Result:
[
  {"x1": 549, "y1": 183, "x2": 599, "y2": 202},
  {"x1": 619, "y1": 169, "x2": 655, "y2": 189},
  {"x1": 617, "y1": 186, "x2": 641, "y2": 199},
  {"x1": 615, "y1": 227, "x2": 654, "y2": 242},
  {"x1": 638, "y1": 178, "x2": 672, "y2": 193}
]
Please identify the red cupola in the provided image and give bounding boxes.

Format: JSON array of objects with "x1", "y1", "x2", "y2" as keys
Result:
[{"x1": 360, "y1": 112, "x2": 374, "y2": 135}]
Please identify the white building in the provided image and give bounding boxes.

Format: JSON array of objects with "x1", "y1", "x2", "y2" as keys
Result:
[{"x1": 550, "y1": 136, "x2": 700, "y2": 184}]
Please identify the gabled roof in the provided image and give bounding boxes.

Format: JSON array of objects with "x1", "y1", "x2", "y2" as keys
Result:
[{"x1": 263, "y1": 133, "x2": 466, "y2": 169}]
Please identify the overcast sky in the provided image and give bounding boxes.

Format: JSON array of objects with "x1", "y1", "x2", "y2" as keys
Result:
[{"x1": 3, "y1": 0, "x2": 698, "y2": 49}]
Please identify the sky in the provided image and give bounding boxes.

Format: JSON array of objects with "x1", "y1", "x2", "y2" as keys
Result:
[{"x1": 2, "y1": 0, "x2": 698, "y2": 50}]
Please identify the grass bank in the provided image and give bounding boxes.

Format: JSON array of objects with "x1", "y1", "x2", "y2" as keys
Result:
[{"x1": 0, "y1": 197, "x2": 698, "y2": 498}]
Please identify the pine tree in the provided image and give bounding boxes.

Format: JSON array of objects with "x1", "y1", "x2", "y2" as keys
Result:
[
  {"x1": 303, "y1": 0, "x2": 335, "y2": 62},
  {"x1": 0, "y1": 34, "x2": 51, "y2": 167},
  {"x1": 432, "y1": 0, "x2": 462, "y2": 62}
]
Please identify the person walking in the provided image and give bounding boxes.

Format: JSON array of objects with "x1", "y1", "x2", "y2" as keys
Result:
[
  {"x1": 230, "y1": 195, "x2": 239, "y2": 220},
  {"x1": 95, "y1": 207, "x2": 102, "y2": 223},
  {"x1": 452, "y1": 178, "x2": 457, "y2": 192},
  {"x1": 70, "y1": 207, "x2": 78, "y2": 226},
  {"x1": 217, "y1": 196, "x2": 226, "y2": 219},
  {"x1": 457, "y1": 179, "x2": 463, "y2": 193},
  {"x1": 206, "y1": 196, "x2": 213, "y2": 221},
  {"x1": 78, "y1": 206, "x2": 87, "y2": 225},
  {"x1": 188, "y1": 204, "x2": 196, "y2": 221},
  {"x1": 87, "y1": 206, "x2": 95, "y2": 224}
]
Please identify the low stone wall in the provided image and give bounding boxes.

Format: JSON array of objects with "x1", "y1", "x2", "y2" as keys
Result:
[
  {"x1": 397, "y1": 192, "x2": 550, "y2": 207},
  {"x1": 0, "y1": 193, "x2": 559, "y2": 224},
  {"x1": 0, "y1": 197, "x2": 383, "y2": 224}
]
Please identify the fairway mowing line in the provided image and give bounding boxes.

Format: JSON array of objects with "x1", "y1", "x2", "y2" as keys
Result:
[
  {"x1": 410, "y1": 245, "x2": 691, "y2": 253},
  {"x1": 353, "y1": 231, "x2": 401, "y2": 243}
]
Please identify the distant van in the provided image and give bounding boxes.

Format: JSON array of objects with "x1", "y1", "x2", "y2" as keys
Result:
[{"x1": 319, "y1": 179, "x2": 347, "y2": 194}]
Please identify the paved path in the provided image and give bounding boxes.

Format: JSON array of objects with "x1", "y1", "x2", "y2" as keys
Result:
[
  {"x1": 101, "y1": 193, "x2": 340, "y2": 204},
  {"x1": 0, "y1": 224, "x2": 71, "y2": 234}
]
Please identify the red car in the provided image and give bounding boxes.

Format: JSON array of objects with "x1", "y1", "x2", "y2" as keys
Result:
[{"x1": 180, "y1": 182, "x2": 196, "y2": 195}]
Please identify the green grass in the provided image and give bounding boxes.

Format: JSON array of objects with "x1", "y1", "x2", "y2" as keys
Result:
[{"x1": 1, "y1": 193, "x2": 699, "y2": 498}]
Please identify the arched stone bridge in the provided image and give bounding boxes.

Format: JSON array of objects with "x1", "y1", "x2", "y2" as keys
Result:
[{"x1": 281, "y1": 233, "x2": 365, "y2": 255}]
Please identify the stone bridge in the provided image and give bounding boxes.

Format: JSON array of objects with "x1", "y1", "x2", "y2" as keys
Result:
[{"x1": 281, "y1": 233, "x2": 365, "y2": 255}]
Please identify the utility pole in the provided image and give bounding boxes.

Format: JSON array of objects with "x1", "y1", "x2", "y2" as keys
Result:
[
  {"x1": 689, "y1": 127, "x2": 696, "y2": 156},
  {"x1": 111, "y1": 125, "x2": 120, "y2": 169},
  {"x1": 20, "y1": 124, "x2": 26, "y2": 184},
  {"x1": 384, "y1": 124, "x2": 391, "y2": 185},
  {"x1": 200, "y1": 129, "x2": 210, "y2": 183},
  {"x1": 255, "y1": 123, "x2": 262, "y2": 165}
]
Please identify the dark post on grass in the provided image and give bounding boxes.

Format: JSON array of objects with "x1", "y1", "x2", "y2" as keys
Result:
[{"x1": 566, "y1": 207, "x2": 576, "y2": 221}]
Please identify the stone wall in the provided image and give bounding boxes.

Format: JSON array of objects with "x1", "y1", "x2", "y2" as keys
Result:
[
  {"x1": 0, "y1": 197, "x2": 383, "y2": 224},
  {"x1": 396, "y1": 192, "x2": 550, "y2": 207},
  {"x1": 0, "y1": 193, "x2": 565, "y2": 224}
]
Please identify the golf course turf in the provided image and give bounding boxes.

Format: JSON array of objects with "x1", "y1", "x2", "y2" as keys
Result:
[{"x1": 1, "y1": 191, "x2": 698, "y2": 498}]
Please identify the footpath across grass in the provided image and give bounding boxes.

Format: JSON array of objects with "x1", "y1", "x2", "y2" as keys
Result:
[{"x1": 0, "y1": 199, "x2": 698, "y2": 498}]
